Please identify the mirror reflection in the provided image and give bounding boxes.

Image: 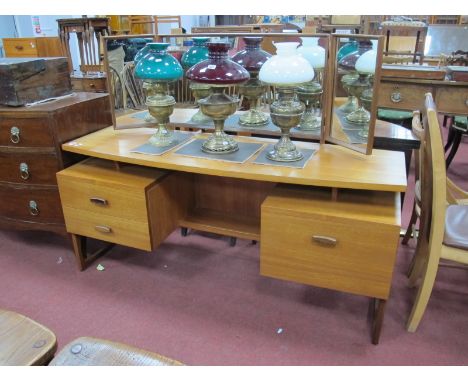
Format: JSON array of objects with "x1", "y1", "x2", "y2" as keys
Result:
[{"x1": 330, "y1": 36, "x2": 380, "y2": 151}]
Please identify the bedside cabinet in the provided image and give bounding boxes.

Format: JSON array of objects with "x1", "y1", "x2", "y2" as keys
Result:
[
  {"x1": 260, "y1": 185, "x2": 401, "y2": 344},
  {"x1": 0, "y1": 93, "x2": 112, "y2": 235},
  {"x1": 57, "y1": 158, "x2": 187, "y2": 270}
]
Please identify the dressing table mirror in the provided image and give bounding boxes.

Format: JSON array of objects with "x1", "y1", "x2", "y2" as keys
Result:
[
  {"x1": 102, "y1": 32, "x2": 331, "y2": 136},
  {"x1": 323, "y1": 34, "x2": 384, "y2": 154}
]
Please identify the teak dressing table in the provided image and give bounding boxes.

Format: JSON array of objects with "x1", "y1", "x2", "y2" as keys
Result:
[{"x1": 58, "y1": 124, "x2": 406, "y2": 345}]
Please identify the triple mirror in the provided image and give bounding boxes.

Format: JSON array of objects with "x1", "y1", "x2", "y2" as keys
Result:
[{"x1": 102, "y1": 32, "x2": 331, "y2": 144}]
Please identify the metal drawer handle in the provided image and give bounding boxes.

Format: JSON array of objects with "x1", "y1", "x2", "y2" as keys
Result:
[
  {"x1": 10, "y1": 127, "x2": 20, "y2": 143},
  {"x1": 465, "y1": 99, "x2": 468, "y2": 107},
  {"x1": 29, "y1": 200, "x2": 39, "y2": 216},
  {"x1": 15, "y1": 45, "x2": 24, "y2": 50},
  {"x1": 19, "y1": 162, "x2": 29, "y2": 180},
  {"x1": 312, "y1": 235, "x2": 338, "y2": 247},
  {"x1": 390, "y1": 91, "x2": 402, "y2": 103},
  {"x1": 90, "y1": 197, "x2": 108, "y2": 206},
  {"x1": 95, "y1": 225, "x2": 112, "y2": 234}
]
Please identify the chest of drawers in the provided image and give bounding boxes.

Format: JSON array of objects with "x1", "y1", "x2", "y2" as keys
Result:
[
  {"x1": 0, "y1": 92, "x2": 113, "y2": 234},
  {"x1": 2, "y1": 37, "x2": 63, "y2": 58}
]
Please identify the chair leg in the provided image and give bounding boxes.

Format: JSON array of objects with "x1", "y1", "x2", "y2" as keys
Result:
[
  {"x1": 444, "y1": 124, "x2": 455, "y2": 152},
  {"x1": 402, "y1": 202, "x2": 418, "y2": 245},
  {"x1": 406, "y1": 253, "x2": 440, "y2": 332},
  {"x1": 445, "y1": 130, "x2": 462, "y2": 169}
]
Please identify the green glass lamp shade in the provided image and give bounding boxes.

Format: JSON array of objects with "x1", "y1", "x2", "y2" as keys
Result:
[
  {"x1": 133, "y1": 43, "x2": 151, "y2": 65},
  {"x1": 337, "y1": 40, "x2": 359, "y2": 62},
  {"x1": 134, "y1": 43, "x2": 183, "y2": 82},
  {"x1": 181, "y1": 37, "x2": 210, "y2": 71}
]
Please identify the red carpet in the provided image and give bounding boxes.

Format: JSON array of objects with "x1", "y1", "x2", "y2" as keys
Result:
[{"x1": 0, "y1": 128, "x2": 467, "y2": 365}]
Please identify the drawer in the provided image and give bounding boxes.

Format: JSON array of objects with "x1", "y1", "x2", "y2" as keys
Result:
[
  {"x1": 0, "y1": 152, "x2": 59, "y2": 185},
  {"x1": 3, "y1": 38, "x2": 38, "y2": 57},
  {"x1": 260, "y1": 186, "x2": 401, "y2": 299},
  {"x1": 435, "y1": 87, "x2": 468, "y2": 115},
  {"x1": 0, "y1": 185, "x2": 63, "y2": 224},
  {"x1": 62, "y1": 206, "x2": 152, "y2": 251},
  {"x1": 71, "y1": 77, "x2": 107, "y2": 93},
  {"x1": 378, "y1": 82, "x2": 434, "y2": 112},
  {"x1": 0, "y1": 117, "x2": 54, "y2": 148}
]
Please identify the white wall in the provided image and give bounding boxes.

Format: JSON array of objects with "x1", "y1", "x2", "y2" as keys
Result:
[{"x1": 0, "y1": 16, "x2": 17, "y2": 56}]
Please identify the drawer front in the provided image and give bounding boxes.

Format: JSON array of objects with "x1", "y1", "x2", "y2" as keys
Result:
[
  {"x1": 0, "y1": 118, "x2": 54, "y2": 148},
  {"x1": 57, "y1": 176, "x2": 148, "y2": 223},
  {"x1": 0, "y1": 152, "x2": 59, "y2": 185},
  {"x1": 71, "y1": 77, "x2": 107, "y2": 93},
  {"x1": 260, "y1": 208, "x2": 399, "y2": 299},
  {"x1": 62, "y1": 206, "x2": 151, "y2": 251},
  {"x1": 0, "y1": 186, "x2": 63, "y2": 223},
  {"x1": 3, "y1": 39, "x2": 38, "y2": 57},
  {"x1": 378, "y1": 82, "x2": 434, "y2": 112},
  {"x1": 435, "y1": 87, "x2": 468, "y2": 115}
]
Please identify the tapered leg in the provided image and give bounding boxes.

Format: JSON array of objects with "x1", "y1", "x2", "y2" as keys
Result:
[
  {"x1": 406, "y1": 251, "x2": 440, "y2": 332},
  {"x1": 445, "y1": 130, "x2": 462, "y2": 169},
  {"x1": 444, "y1": 125, "x2": 455, "y2": 152},
  {"x1": 371, "y1": 298, "x2": 387, "y2": 345},
  {"x1": 70, "y1": 234, "x2": 87, "y2": 271}
]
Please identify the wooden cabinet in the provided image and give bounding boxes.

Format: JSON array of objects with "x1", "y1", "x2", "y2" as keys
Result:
[
  {"x1": 56, "y1": 158, "x2": 185, "y2": 269},
  {"x1": 0, "y1": 93, "x2": 113, "y2": 234},
  {"x1": 2, "y1": 37, "x2": 63, "y2": 58},
  {"x1": 261, "y1": 185, "x2": 401, "y2": 300}
]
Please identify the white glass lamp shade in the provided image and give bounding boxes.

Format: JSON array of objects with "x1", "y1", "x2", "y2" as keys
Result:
[
  {"x1": 259, "y1": 42, "x2": 314, "y2": 86},
  {"x1": 297, "y1": 37, "x2": 326, "y2": 69},
  {"x1": 355, "y1": 40, "x2": 378, "y2": 75}
]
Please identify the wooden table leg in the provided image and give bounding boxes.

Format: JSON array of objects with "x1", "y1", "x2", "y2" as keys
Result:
[
  {"x1": 370, "y1": 298, "x2": 387, "y2": 345},
  {"x1": 445, "y1": 129, "x2": 462, "y2": 169},
  {"x1": 70, "y1": 234, "x2": 115, "y2": 271}
]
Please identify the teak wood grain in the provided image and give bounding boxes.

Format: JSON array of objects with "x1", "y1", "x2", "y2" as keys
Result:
[
  {"x1": 62, "y1": 127, "x2": 407, "y2": 192},
  {"x1": 260, "y1": 185, "x2": 401, "y2": 299}
]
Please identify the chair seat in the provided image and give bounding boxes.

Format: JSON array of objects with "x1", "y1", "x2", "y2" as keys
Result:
[
  {"x1": 444, "y1": 205, "x2": 468, "y2": 250},
  {"x1": 378, "y1": 108, "x2": 414, "y2": 121},
  {"x1": 49, "y1": 337, "x2": 184, "y2": 366},
  {"x1": 0, "y1": 310, "x2": 57, "y2": 365}
]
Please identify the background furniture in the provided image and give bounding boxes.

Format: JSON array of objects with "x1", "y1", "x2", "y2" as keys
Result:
[
  {"x1": 0, "y1": 309, "x2": 57, "y2": 365},
  {"x1": 0, "y1": 92, "x2": 113, "y2": 235},
  {"x1": 444, "y1": 116, "x2": 468, "y2": 169},
  {"x1": 128, "y1": 15, "x2": 181, "y2": 34},
  {"x1": 49, "y1": 337, "x2": 184, "y2": 366},
  {"x1": 2, "y1": 37, "x2": 63, "y2": 58},
  {"x1": 406, "y1": 94, "x2": 468, "y2": 332},
  {"x1": 380, "y1": 24, "x2": 428, "y2": 64}
]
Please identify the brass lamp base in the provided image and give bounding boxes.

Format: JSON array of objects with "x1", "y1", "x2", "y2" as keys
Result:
[
  {"x1": 198, "y1": 86, "x2": 239, "y2": 154},
  {"x1": 297, "y1": 81, "x2": 323, "y2": 131},
  {"x1": 338, "y1": 72, "x2": 360, "y2": 114},
  {"x1": 238, "y1": 77, "x2": 269, "y2": 127},
  {"x1": 189, "y1": 82, "x2": 212, "y2": 124},
  {"x1": 268, "y1": 86, "x2": 304, "y2": 162},
  {"x1": 345, "y1": 73, "x2": 371, "y2": 125},
  {"x1": 146, "y1": 84, "x2": 176, "y2": 147},
  {"x1": 345, "y1": 107, "x2": 370, "y2": 125}
]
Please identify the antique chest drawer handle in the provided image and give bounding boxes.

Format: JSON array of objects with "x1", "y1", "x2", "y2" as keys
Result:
[
  {"x1": 95, "y1": 225, "x2": 112, "y2": 234},
  {"x1": 19, "y1": 163, "x2": 29, "y2": 180},
  {"x1": 29, "y1": 200, "x2": 39, "y2": 216},
  {"x1": 465, "y1": 99, "x2": 468, "y2": 107},
  {"x1": 390, "y1": 91, "x2": 402, "y2": 103},
  {"x1": 90, "y1": 197, "x2": 108, "y2": 206},
  {"x1": 15, "y1": 45, "x2": 24, "y2": 50},
  {"x1": 312, "y1": 235, "x2": 338, "y2": 247},
  {"x1": 10, "y1": 127, "x2": 20, "y2": 143}
]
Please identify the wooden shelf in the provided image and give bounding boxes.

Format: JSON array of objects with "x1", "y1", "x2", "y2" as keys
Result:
[{"x1": 179, "y1": 208, "x2": 260, "y2": 241}]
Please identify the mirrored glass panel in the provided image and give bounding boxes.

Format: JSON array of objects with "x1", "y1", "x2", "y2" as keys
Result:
[{"x1": 326, "y1": 34, "x2": 383, "y2": 154}]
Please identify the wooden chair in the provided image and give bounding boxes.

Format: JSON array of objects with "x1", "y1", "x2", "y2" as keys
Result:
[
  {"x1": 49, "y1": 337, "x2": 184, "y2": 366},
  {"x1": 406, "y1": 93, "x2": 468, "y2": 332},
  {"x1": 402, "y1": 112, "x2": 468, "y2": 245},
  {"x1": 0, "y1": 309, "x2": 57, "y2": 365},
  {"x1": 153, "y1": 16, "x2": 182, "y2": 34}
]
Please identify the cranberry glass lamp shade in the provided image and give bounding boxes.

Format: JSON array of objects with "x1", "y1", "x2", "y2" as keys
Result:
[
  {"x1": 231, "y1": 37, "x2": 272, "y2": 73},
  {"x1": 134, "y1": 43, "x2": 183, "y2": 82},
  {"x1": 186, "y1": 42, "x2": 250, "y2": 85}
]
